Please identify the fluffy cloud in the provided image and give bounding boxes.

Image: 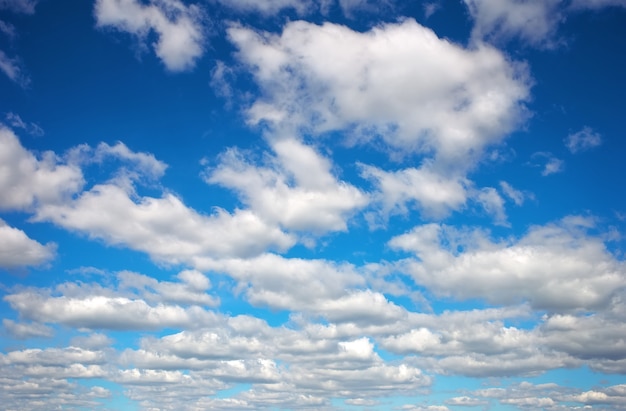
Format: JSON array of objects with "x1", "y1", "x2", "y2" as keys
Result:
[
  {"x1": 34, "y1": 183, "x2": 295, "y2": 263},
  {"x1": 229, "y1": 19, "x2": 529, "y2": 167},
  {"x1": 565, "y1": 126, "x2": 602, "y2": 153},
  {"x1": 2, "y1": 319, "x2": 53, "y2": 339},
  {"x1": 0, "y1": 127, "x2": 84, "y2": 210},
  {"x1": 207, "y1": 138, "x2": 367, "y2": 233},
  {"x1": 390, "y1": 217, "x2": 625, "y2": 311},
  {"x1": 94, "y1": 0, "x2": 205, "y2": 71},
  {"x1": 0, "y1": 219, "x2": 55, "y2": 269},
  {"x1": 359, "y1": 163, "x2": 468, "y2": 219},
  {"x1": 4, "y1": 273, "x2": 222, "y2": 330}
]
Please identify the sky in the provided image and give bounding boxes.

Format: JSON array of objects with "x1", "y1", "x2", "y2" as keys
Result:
[{"x1": 0, "y1": 0, "x2": 626, "y2": 410}]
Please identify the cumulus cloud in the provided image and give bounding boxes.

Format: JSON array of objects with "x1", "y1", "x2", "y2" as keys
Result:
[
  {"x1": 34, "y1": 183, "x2": 295, "y2": 263},
  {"x1": 0, "y1": 219, "x2": 56, "y2": 269},
  {"x1": 206, "y1": 138, "x2": 367, "y2": 234},
  {"x1": 4, "y1": 273, "x2": 222, "y2": 330},
  {"x1": 0, "y1": 126, "x2": 84, "y2": 211},
  {"x1": 499, "y1": 180, "x2": 531, "y2": 205},
  {"x1": 565, "y1": 126, "x2": 602, "y2": 153},
  {"x1": 229, "y1": 19, "x2": 529, "y2": 167},
  {"x1": 2, "y1": 319, "x2": 53, "y2": 339},
  {"x1": 94, "y1": 0, "x2": 205, "y2": 71},
  {"x1": 359, "y1": 163, "x2": 468, "y2": 220},
  {"x1": 390, "y1": 217, "x2": 625, "y2": 311}
]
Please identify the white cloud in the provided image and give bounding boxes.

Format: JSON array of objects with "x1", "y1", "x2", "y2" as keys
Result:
[
  {"x1": 359, "y1": 163, "x2": 468, "y2": 220},
  {"x1": 229, "y1": 19, "x2": 529, "y2": 167},
  {"x1": 463, "y1": 0, "x2": 563, "y2": 47},
  {"x1": 207, "y1": 138, "x2": 367, "y2": 233},
  {"x1": 0, "y1": 49, "x2": 29, "y2": 85},
  {"x1": 390, "y1": 217, "x2": 626, "y2": 311},
  {"x1": 34, "y1": 183, "x2": 295, "y2": 263},
  {"x1": 499, "y1": 181, "x2": 530, "y2": 205},
  {"x1": 474, "y1": 187, "x2": 508, "y2": 226},
  {"x1": 198, "y1": 253, "x2": 367, "y2": 315},
  {"x1": 565, "y1": 126, "x2": 602, "y2": 153},
  {"x1": 93, "y1": 141, "x2": 168, "y2": 179},
  {"x1": 214, "y1": 0, "x2": 311, "y2": 15},
  {"x1": 94, "y1": 0, "x2": 205, "y2": 71},
  {"x1": 0, "y1": 219, "x2": 56, "y2": 269},
  {"x1": 0, "y1": 127, "x2": 84, "y2": 211},
  {"x1": 530, "y1": 151, "x2": 564, "y2": 176},
  {"x1": 4, "y1": 288, "x2": 221, "y2": 330},
  {"x1": 2, "y1": 319, "x2": 53, "y2": 339}
]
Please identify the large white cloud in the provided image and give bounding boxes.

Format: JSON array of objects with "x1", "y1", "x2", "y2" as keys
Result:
[
  {"x1": 229, "y1": 19, "x2": 530, "y2": 168},
  {"x1": 94, "y1": 0, "x2": 205, "y2": 71},
  {"x1": 390, "y1": 217, "x2": 625, "y2": 311}
]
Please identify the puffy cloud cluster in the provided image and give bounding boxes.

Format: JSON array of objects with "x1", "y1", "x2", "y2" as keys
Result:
[
  {"x1": 230, "y1": 19, "x2": 529, "y2": 168},
  {"x1": 94, "y1": 0, "x2": 205, "y2": 71},
  {"x1": 390, "y1": 217, "x2": 625, "y2": 311}
]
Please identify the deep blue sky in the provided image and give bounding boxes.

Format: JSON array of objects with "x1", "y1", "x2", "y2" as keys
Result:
[{"x1": 1, "y1": 1, "x2": 626, "y2": 410}]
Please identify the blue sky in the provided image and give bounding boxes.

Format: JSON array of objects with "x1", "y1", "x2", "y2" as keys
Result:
[{"x1": 1, "y1": 0, "x2": 625, "y2": 410}]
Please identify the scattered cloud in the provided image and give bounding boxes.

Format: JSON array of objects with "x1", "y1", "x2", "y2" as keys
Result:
[
  {"x1": 0, "y1": 218, "x2": 56, "y2": 269},
  {"x1": 463, "y1": 0, "x2": 563, "y2": 48},
  {"x1": 530, "y1": 151, "x2": 564, "y2": 176},
  {"x1": 565, "y1": 126, "x2": 602, "y2": 153},
  {"x1": 4, "y1": 113, "x2": 44, "y2": 136},
  {"x1": 0, "y1": 0, "x2": 38, "y2": 14},
  {"x1": 94, "y1": 0, "x2": 205, "y2": 71}
]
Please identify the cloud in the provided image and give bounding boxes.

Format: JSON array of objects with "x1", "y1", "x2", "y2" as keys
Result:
[
  {"x1": 0, "y1": 127, "x2": 84, "y2": 211},
  {"x1": 530, "y1": 151, "x2": 564, "y2": 176},
  {"x1": 2, "y1": 319, "x2": 53, "y2": 339},
  {"x1": 214, "y1": 0, "x2": 312, "y2": 15},
  {"x1": 0, "y1": 49, "x2": 29, "y2": 86},
  {"x1": 206, "y1": 138, "x2": 367, "y2": 234},
  {"x1": 34, "y1": 183, "x2": 295, "y2": 263},
  {"x1": 4, "y1": 113, "x2": 44, "y2": 136},
  {"x1": 463, "y1": 0, "x2": 563, "y2": 48},
  {"x1": 229, "y1": 19, "x2": 530, "y2": 167},
  {"x1": 474, "y1": 187, "x2": 508, "y2": 226},
  {"x1": 499, "y1": 181, "x2": 531, "y2": 205},
  {"x1": 390, "y1": 217, "x2": 626, "y2": 311},
  {"x1": 359, "y1": 163, "x2": 469, "y2": 220},
  {"x1": 0, "y1": 0, "x2": 38, "y2": 14},
  {"x1": 94, "y1": 0, "x2": 205, "y2": 71},
  {"x1": 0, "y1": 219, "x2": 56, "y2": 269},
  {"x1": 4, "y1": 273, "x2": 222, "y2": 330},
  {"x1": 565, "y1": 126, "x2": 602, "y2": 153}
]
